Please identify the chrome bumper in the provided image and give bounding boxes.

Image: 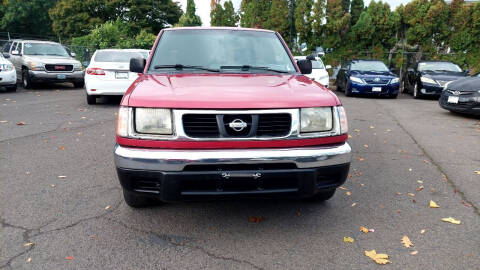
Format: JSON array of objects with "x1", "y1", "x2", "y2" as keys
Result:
[
  {"x1": 114, "y1": 143, "x2": 352, "y2": 172},
  {"x1": 30, "y1": 70, "x2": 84, "y2": 81}
]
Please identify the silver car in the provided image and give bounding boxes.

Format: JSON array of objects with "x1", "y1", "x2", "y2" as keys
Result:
[{"x1": 2, "y1": 40, "x2": 84, "y2": 89}]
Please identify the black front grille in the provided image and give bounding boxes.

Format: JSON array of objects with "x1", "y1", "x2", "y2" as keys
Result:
[
  {"x1": 182, "y1": 113, "x2": 292, "y2": 138},
  {"x1": 363, "y1": 78, "x2": 390, "y2": 84},
  {"x1": 257, "y1": 113, "x2": 291, "y2": 137},
  {"x1": 183, "y1": 114, "x2": 220, "y2": 138},
  {"x1": 45, "y1": 64, "x2": 73, "y2": 72}
]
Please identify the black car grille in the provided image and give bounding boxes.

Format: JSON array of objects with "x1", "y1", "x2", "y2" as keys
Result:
[
  {"x1": 363, "y1": 78, "x2": 390, "y2": 84},
  {"x1": 182, "y1": 113, "x2": 292, "y2": 138},
  {"x1": 44, "y1": 64, "x2": 73, "y2": 72}
]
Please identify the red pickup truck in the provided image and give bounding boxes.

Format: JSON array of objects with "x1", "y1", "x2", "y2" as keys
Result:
[{"x1": 114, "y1": 27, "x2": 351, "y2": 207}]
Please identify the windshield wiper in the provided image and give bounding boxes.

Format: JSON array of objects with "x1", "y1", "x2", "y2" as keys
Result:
[
  {"x1": 220, "y1": 65, "x2": 290, "y2": 73},
  {"x1": 154, "y1": 64, "x2": 219, "y2": 72}
]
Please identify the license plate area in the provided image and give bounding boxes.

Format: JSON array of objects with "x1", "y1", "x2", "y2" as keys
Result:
[
  {"x1": 448, "y1": 96, "x2": 459, "y2": 104},
  {"x1": 56, "y1": 74, "x2": 66, "y2": 80},
  {"x1": 372, "y1": 87, "x2": 382, "y2": 92},
  {"x1": 115, "y1": 72, "x2": 129, "y2": 79}
]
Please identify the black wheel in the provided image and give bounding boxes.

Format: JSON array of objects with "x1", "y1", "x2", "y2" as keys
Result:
[
  {"x1": 413, "y1": 82, "x2": 421, "y2": 99},
  {"x1": 400, "y1": 79, "x2": 408, "y2": 93},
  {"x1": 6, "y1": 84, "x2": 17, "y2": 92},
  {"x1": 335, "y1": 80, "x2": 342, "y2": 92},
  {"x1": 308, "y1": 189, "x2": 336, "y2": 202},
  {"x1": 73, "y1": 81, "x2": 85, "y2": 88},
  {"x1": 86, "y1": 93, "x2": 97, "y2": 105},
  {"x1": 123, "y1": 190, "x2": 153, "y2": 208},
  {"x1": 22, "y1": 69, "x2": 33, "y2": 89},
  {"x1": 345, "y1": 86, "x2": 352, "y2": 97},
  {"x1": 388, "y1": 93, "x2": 398, "y2": 99}
]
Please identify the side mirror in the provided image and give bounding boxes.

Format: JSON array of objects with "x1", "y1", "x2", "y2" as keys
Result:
[
  {"x1": 2, "y1": 53, "x2": 10, "y2": 58},
  {"x1": 70, "y1": 52, "x2": 76, "y2": 57},
  {"x1": 407, "y1": 68, "x2": 414, "y2": 72},
  {"x1": 130, "y1": 57, "x2": 146, "y2": 73},
  {"x1": 11, "y1": 50, "x2": 20, "y2": 56},
  {"x1": 325, "y1": 65, "x2": 332, "y2": 70},
  {"x1": 297, "y1": 60, "x2": 312, "y2": 74}
]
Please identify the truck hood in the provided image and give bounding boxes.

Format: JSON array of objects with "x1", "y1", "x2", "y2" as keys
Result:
[
  {"x1": 24, "y1": 55, "x2": 79, "y2": 65},
  {"x1": 124, "y1": 73, "x2": 340, "y2": 109},
  {"x1": 420, "y1": 71, "x2": 467, "y2": 81},
  {"x1": 447, "y1": 77, "x2": 480, "y2": 92}
]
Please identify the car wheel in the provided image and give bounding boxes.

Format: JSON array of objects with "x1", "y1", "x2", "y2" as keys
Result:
[
  {"x1": 123, "y1": 190, "x2": 153, "y2": 208},
  {"x1": 6, "y1": 84, "x2": 17, "y2": 92},
  {"x1": 345, "y1": 86, "x2": 352, "y2": 97},
  {"x1": 335, "y1": 80, "x2": 342, "y2": 92},
  {"x1": 22, "y1": 69, "x2": 33, "y2": 89},
  {"x1": 413, "y1": 83, "x2": 421, "y2": 99},
  {"x1": 308, "y1": 189, "x2": 336, "y2": 202},
  {"x1": 389, "y1": 93, "x2": 398, "y2": 99},
  {"x1": 86, "y1": 93, "x2": 97, "y2": 105},
  {"x1": 74, "y1": 81, "x2": 85, "y2": 88}
]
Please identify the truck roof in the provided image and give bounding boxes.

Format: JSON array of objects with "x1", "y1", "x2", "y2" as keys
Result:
[{"x1": 163, "y1": 27, "x2": 275, "y2": 33}]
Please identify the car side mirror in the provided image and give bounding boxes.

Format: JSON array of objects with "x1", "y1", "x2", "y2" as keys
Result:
[
  {"x1": 11, "y1": 50, "x2": 20, "y2": 56},
  {"x1": 325, "y1": 65, "x2": 332, "y2": 70},
  {"x1": 2, "y1": 52, "x2": 10, "y2": 58},
  {"x1": 407, "y1": 68, "x2": 414, "y2": 72},
  {"x1": 130, "y1": 57, "x2": 146, "y2": 73},
  {"x1": 70, "y1": 52, "x2": 76, "y2": 57},
  {"x1": 297, "y1": 60, "x2": 312, "y2": 74}
]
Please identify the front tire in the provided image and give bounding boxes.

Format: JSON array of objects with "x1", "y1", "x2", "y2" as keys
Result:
[
  {"x1": 388, "y1": 93, "x2": 398, "y2": 99},
  {"x1": 335, "y1": 80, "x2": 342, "y2": 92},
  {"x1": 74, "y1": 81, "x2": 85, "y2": 88},
  {"x1": 413, "y1": 83, "x2": 421, "y2": 99},
  {"x1": 123, "y1": 190, "x2": 153, "y2": 208},
  {"x1": 345, "y1": 85, "x2": 352, "y2": 97},
  {"x1": 308, "y1": 189, "x2": 336, "y2": 202},
  {"x1": 6, "y1": 84, "x2": 17, "y2": 92},
  {"x1": 22, "y1": 69, "x2": 33, "y2": 89},
  {"x1": 86, "y1": 93, "x2": 97, "y2": 105}
]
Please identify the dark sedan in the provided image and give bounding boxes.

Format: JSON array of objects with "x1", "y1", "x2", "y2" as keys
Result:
[
  {"x1": 439, "y1": 76, "x2": 480, "y2": 115},
  {"x1": 404, "y1": 61, "x2": 469, "y2": 99},
  {"x1": 336, "y1": 60, "x2": 399, "y2": 98}
]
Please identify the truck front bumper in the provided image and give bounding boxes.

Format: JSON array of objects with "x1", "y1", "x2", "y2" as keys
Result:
[
  {"x1": 114, "y1": 143, "x2": 352, "y2": 202},
  {"x1": 29, "y1": 70, "x2": 84, "y2": 83}
]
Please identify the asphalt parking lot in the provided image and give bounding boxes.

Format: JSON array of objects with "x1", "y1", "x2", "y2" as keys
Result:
[{"x1": 1, "y1": 85, "x2": 479, "y2": 270}]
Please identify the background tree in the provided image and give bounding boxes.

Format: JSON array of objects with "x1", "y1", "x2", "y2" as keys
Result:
[
  {"x1": 240, "y1": 0, "x2": 272, "y2": 28},
  {"x1": 211, "y1": 0, "x2": 240, "y2": 26},
  {"x1": 350, "y1": 0, "x2": 364, "y2": 25},
  {"x1": 294, "y1": 0, "x2": 314, "y2": 47},
  {"x1": 0, "y1": 0, "x2": 59, "y2": 37},
  {"x1": 311, "y1": 0, "x2": 327, "y2": 47},
  {"x1": 325, "y1": 0, "x2": 351, "y2": 49},
  {"x1": 176, "y1": 0, "x2": 202, "y2": 26},
  {"x1": 265, "y1": 0, "x2": 291, "y2": 40}
]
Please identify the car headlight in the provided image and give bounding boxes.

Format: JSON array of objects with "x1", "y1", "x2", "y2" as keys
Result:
[
  {"x1": 390, "y1": 78, "x2": 399, "y2": 84},
  {"x1": 135, "y1": 108, "x2": 172, "y2": 135},
  {"x1": 0, "y1": 64, "x2": 13, "y2": 71},
  {"x1": 29, "y1": 61, "x2": 44, "y2": 71},
  {"x1": 350, "y1": 76, "x2": 364, "y2": 84},
  {"x1": 300, "y1": 107, "x2": 333, "y2": 133},
  {"x1": 420, "y1": 76, "x2": 436, "y2": 85},
  {"x1": 74, "y1": 62, "x2": 83, "y2": 71}
]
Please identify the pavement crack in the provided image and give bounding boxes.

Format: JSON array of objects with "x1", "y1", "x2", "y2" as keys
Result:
[
  {"x1": 105, "y1": 216, "x2": 265, "y2": 270},
  {"x1": 375, "y1": 100, "x2": 480, "y2": 216}
]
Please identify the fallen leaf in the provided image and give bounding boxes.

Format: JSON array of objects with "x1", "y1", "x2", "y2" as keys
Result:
[
  {"x1": 0, "y1": 120, "x2": 7, "y2": 123},
  {"x1": 396, "y1": 192, "x2": 402, "y2": 195},
  {"x1": 358, "y1": 157, "x2": 364, "y2": 161},
  {"x1": 50, "y1": 184, "x2": 55, "y2": 188},
  {"x1": 354, "y1": 129, "x2": 360, "y2": 132},
  {"x1": 346, "y1": 191, "x2": 351, "y2": 196},
  {"x1": 475, "y1": 171, "x2": 480, "y2": 175},
  {"x1": 369, "y1": 228, "x2": 375, "y2": 232},
  {"x1": 351, "y1": 203, "x2": 357, "y2": 207},
  {"x1": 65, "y1": 256, "x2": 73, "y2": 260},
  {"x1": 24, "y1": 242, "x2": 34, "y2": 247},
  {"x1": 59, "y1": 146, "x2": 66, "y2": 150},
  {"x1": 363, "y1": 144, "x2": 369, "y2": 148},
  {"x1": 16, "y1": 122, "x2": 25, "y2": 126},
  {"x1": 408, "y1": 193, "x2": 415, "y2": 197},
  {"x1": 297, "y1": 212, "x2": 302, "y2": 217},
  {"x1": 105, "y1": 205, "x2": 111, "y2": 210},
  {"x1": 343, "y1": 236, "x2": 354, "y2": 243},
  {"x1": 420, "y1": 229, "x2": 425, "y2": 234},
  {"x1": 409, "y1": 168, "x2": 413, "y2": 172},
  {"x1": 462, "y1": 201, "x2": 472, "y2": 207},
  {"x1": 248, "y1": 216, "x2": 264, "y2": 223},
  {"x1": 348, "y1": 135, "x2": 352, "y2": 139},
  {"x1": 364, "y1": 250, "x2": 391, "y2": 265},
  {"x1": 429, "y1": 200, "x2": 439, "y2": 208},
  {"x1": 360, "y1": 226, "x2": 369, "y2": 233},
  {"x1": 441, "y1": 217, "x2": 461, "y2": 225},
  {"x1": 58, "y1": 175, "x2": 67, "y2": 179},
  {"x1": 370, "y1": 125, "x2": 375, "y2": 129},
  {"x1": 401, "y1": 235, "x2": 414, "y2": 248},
  {"x1": 339, "y1": 186, "x2": 348, "y2": 190},
  {"x1": 26, "y1": 257, "x2": 32, "y2": 263},
  {"x1": 416, "y1": 185, "x2": 424, "y2": 191},
  {"x1": 410, "y1": 250, "x2": 419, "y2": 255},
  {"x1": 417, "y1": 180, "x2": 423, "y2": 184}
]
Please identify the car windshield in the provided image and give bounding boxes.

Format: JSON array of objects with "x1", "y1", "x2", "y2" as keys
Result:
[
  {"x1": 418, "y1": 62, "x2": 462, "y2": 72},
  {"x1": 24, "y1": 43, "x2": 69, "y2": 57},
  {"x1": 350, "y1": 61, "x2": 389, "y2": 72},
  {"x1": 149, "y1": 29, "x2": 296, "y2": 73},
  {"x1": 95, "y1": 51, "x2": 147, "y2": 62}
]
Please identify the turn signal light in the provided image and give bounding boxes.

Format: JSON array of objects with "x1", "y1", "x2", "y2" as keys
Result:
[{"x1": 86, "y1": 68, "x2": 105, "y2": 75}]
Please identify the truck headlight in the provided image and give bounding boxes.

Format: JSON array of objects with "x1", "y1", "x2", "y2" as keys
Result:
[
  {"x1": 135, "y1": 108, "x2": 172, "y2": 135},
  {"x1": 300, "y1": 107, "x2": 333, "y2": 133},
  {"x1": 74, "y1": 62, "x2": 83, "y2": 71},
  {"x1": 350, "y1": 76, "x2": 364, "y2": 84},
  {"x1": 29, "y1": 61, "x2": 44, "y2": 71},
  {"x1": 116, "y1": 107, "x2": 131, "y2": 137},
  {"x1": 390, "y1": 78, "x2": 399, "y2": 84},
  {"x1": 420, "y1": 77, "x2": 436, "y2": 85}
]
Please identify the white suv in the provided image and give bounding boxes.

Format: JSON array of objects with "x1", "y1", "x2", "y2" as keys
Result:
[{"x1": 294, "y1": 56, "x2": 331, "y2": 88}]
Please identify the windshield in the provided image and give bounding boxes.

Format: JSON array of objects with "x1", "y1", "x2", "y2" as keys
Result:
[
  {"x1": 418, "y1": 62, "x2": 462, "y2": 72},
  {"x1": 149, "y1": 30, "x2": 296, "y2": 73},
  {"x1": 350, "y1": 61, "x2": 389, "y2": 72},
  {"x1": 95, "y1": 51, "x2": 147, "y2": 62},
  {"x1": 24, "y1": 43, "x2": 69, "y2": 57}
]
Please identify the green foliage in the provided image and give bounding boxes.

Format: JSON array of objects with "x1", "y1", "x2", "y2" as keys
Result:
[
  {"x1": 350, "y1": 0, "x2": 364, "y2": 25},
  {"x1": 265, "y1": 0, "x2": 291, "y2": 39},
  {"x1": 311, "y1": 0, "x2": 327, "y2": 47},
  {"x1": 176, "y1": 0, "x2": 202, "y2": 27},
  {"x1": 211, "y1": 0, "x2": 240, "y2": 27},
  {"x1": 294, "y1": 0, "x2": 314, "y2": 46},
  {"x1": 0, "y1": 0, "x2": 58, "y2": 37},
  {"x1": 240, "y1": 0, "x2": 272, "y2": 28},
  {"x1": 325, "y1": 0, "x2": 351, "y2": 48},
  {"x1": 49, "y1": 0, "x2": 182, "y2": 39}
]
